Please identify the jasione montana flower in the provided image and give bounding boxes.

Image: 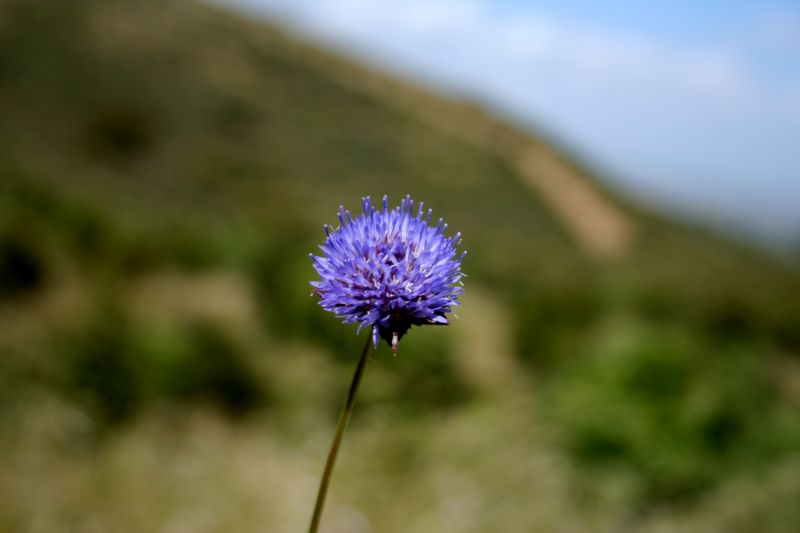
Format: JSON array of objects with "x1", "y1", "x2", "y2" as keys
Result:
[{"x1": 311, "y1": 195, "x2": 465, "y2": 352}]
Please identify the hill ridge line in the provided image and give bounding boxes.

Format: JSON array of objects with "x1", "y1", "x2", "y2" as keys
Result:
[{"x1": 289, "y1": 39, "x2": 637, "y2": 260}]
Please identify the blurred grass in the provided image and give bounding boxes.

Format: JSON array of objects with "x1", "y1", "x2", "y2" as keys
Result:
[{"x1": 1, "y1": 0, "x2": 800, "y2": 531}]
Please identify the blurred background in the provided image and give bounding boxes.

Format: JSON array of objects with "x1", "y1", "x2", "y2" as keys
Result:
[{"x1": 1, "y1": 0, "x2": 799, "y2": 531}]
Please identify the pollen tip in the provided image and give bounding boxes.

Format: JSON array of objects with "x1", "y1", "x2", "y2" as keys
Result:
[{"x1": 391, "y1": 332, "x2": 399, "y2": 354}]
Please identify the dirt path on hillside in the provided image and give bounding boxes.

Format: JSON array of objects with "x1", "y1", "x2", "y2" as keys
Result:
[
  {"x1": 309, "y1": 56, "x2": 638, "y2": 260},
  {"x1": 514, "y1": 147, "x2": 636, "y2": 261}
]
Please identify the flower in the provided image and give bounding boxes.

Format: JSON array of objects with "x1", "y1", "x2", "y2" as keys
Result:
[{"x1": 311, "y1": 195, "x2": 465, "y2": 352}]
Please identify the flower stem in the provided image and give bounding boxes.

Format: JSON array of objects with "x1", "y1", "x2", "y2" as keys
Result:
[{"x1": 308, "y1": 335, "x2": 373, "y2": 533}]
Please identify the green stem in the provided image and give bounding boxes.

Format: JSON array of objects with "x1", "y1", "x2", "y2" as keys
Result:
[{"x1": 307, "y1": 335, "x2": 373, "y2": 533}]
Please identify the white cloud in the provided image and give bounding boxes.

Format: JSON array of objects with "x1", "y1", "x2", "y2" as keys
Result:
[{"x1": 240, "y1": 0, "x2": 761, "y2": 106}]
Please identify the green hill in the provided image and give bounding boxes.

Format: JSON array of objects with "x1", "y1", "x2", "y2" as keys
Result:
[{"x1": 1, "y1": 0, "x2": 799, "y2": 531}]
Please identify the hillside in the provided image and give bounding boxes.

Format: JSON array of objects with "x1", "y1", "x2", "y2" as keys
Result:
[{"x1": 1, "y1": 0, "x2": 799, "y2": 532}]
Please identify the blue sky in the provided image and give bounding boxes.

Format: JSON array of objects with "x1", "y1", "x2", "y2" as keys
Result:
[{"x1": 216, "y1": 0, "x2": 800, "y2": 242}]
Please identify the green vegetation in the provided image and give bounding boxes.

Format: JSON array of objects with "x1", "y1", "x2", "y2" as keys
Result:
[{"x1": 1, "y1": 0, "x2": 799, "y2": 531}]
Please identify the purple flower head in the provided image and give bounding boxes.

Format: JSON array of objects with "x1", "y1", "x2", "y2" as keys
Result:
[{"x1": 311, "y1": 195, "x2": 465, "y2": 352}]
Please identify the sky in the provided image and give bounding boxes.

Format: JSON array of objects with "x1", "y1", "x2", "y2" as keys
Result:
[{"x1": 215, "y1": 0, "x2": 800, "y2": 243}]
